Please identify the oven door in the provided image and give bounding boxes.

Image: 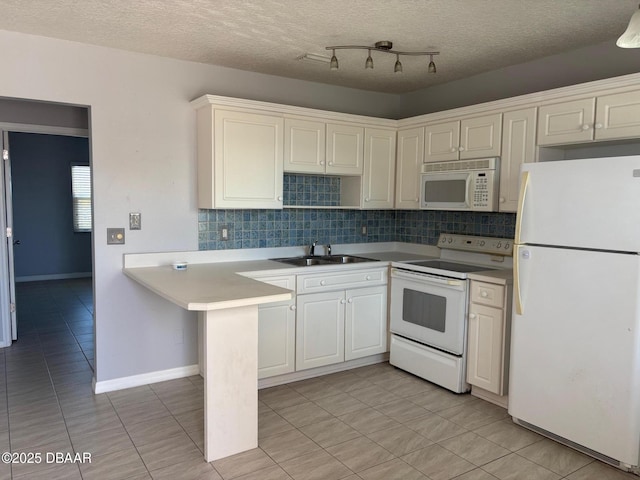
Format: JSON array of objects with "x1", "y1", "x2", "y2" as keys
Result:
[
  {"x1": 390, "y1": 268, "x2": 468, "y2": 355},
  {"x1": 420, "y1": 171, "x2": 471, "y2": 210}
]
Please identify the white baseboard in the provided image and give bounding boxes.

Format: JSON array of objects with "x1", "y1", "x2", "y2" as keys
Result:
[
  {"x1": 16, "y1": 272, "x2": 92, "y2": 283},
  {"x1": 93, "y1": 364, "x2": 200, "y2": 394}
]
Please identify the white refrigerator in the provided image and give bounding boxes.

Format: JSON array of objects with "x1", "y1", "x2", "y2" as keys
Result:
[{"x1": 509, "y1": 155, "x2": 640, "y2": 471}]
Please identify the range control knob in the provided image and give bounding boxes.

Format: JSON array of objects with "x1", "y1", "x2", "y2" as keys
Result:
[
  {"x1": 440, "y1": 236, "x2": 447, "y2": 243},
  {"x1": 479, "y1": 240, "x2": 485, "y2": 246},
  {"x1": 496, "y1": 241, "x2": 502, "y2": 248},
  {"x1": 504, "y1": 242, "x2": 510, "y2": 249},
  {"x1": 448, "y1": 237, "x2": 453, "y2": 243}
]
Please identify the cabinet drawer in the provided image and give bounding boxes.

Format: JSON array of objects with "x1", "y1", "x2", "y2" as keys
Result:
[
  {"x1": 470, "y1": 281, "x2": 505, "y2": 308},
  {"x1": 297, "y1": 268, "x2": 387, "y2": 294}
]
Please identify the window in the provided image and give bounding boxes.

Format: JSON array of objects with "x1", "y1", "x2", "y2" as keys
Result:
[{"x1": 71, "y1": 165, "x2": 92, "y2": 232}]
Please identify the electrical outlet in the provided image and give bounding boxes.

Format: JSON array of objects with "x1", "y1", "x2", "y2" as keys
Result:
[
  {"x1": 220, "y1": 226, "x2": 229, "y2": 241},
  {"x1": 107, "y1": 228, "x2": 125, "y2": 245},
  {"x1": 129, "y1": 212, "x2": 141, "y2": 230},
  {"x1": 361, "y1": 225, "x2": 367, "y2": 235}
]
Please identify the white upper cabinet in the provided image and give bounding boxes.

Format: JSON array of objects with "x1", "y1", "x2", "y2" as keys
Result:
[
  {"x1": 326, "y1": 123, "x2": 364, "y2": 175},
  {"x1": 424, "y1": 114, "x2": 502, "y2": 162},
  {"x1": 195, "y1": 106, "x2": 284, "y2": 209},
  {"x1": 424, "y1": 120, "x2": 460, "y2": 162},
  {"x1": 537, "y1": 98, "x2": 595, "y2": 146},
  {"x1": 594, "y1": 90, "x2": 640, "y2": 141},
  {"x1": 284, "y1": 118, "x2": 326, "y2": 174},
  {"x1": 395, "y1": 127, "x2": 424, "y2": 210},
  {"x1": 499, "y1": 108, "x2": 537, "y2": 212},
  {"x1": 537, "y1": 90, "x2": 640, "y2": 146},
  {"x1": 362, "y1": 128, "x2": 396, "y2": 209}
]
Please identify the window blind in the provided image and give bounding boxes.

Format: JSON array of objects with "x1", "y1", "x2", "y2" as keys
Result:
[{"x1": 71, "y1": 165, "x2": 92, "y2": 232}]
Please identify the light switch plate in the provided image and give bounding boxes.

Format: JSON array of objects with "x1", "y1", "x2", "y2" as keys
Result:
[
  {"x1": 129, "y1": 212, "x2": 141, "y2": 230},
  {"x1": 107, "y1": 228, "x2": 125, "y2": 245}
]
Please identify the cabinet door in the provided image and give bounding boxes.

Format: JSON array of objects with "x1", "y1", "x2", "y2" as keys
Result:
[
  {"x1": 258, "y1": 300, "x2": 296, "y2": 379},
  {"x1": 345, "y1": 286, "x2": 387, "y2": 361},
  {"x1": 467, "y1": 303, "x2": 505, "y2": 395},
  {"x1": 595, "y1": 90, "x2": 640, "y2": 141},
  {"x1": 537, "y1": 98, "x2": 595, "y2": 146},
  {"x1": 284, "y1": 118, "x2": 326, "y2": 174},
  {"x1": 214, "y1": 109, "x2": 284, "y2": 208},
  {"x1": 460, "y1": 113, "x2": 502, "y2": 159},
  {"x1": 296, "y1": 292, "x2": 345, "y2": 370},
  {"x1": 499, "y1": 108, "x2": 537, "y2": 212},
  {"x1": 424, "y1": 120, "x2": 460, "y2": 162},
  {"x1": 362, "y1": 128, "x2": 396, "y2": 209},
  {"x1": 326, "y1": 124, "x2": 364, "y2": 175},
  {"x1": 395, "y1": 127, "x2": 423, "y2": 209}
]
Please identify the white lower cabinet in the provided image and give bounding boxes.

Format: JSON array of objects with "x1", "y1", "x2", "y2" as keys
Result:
[
  {"x1": 296, "y1": 291, "x2": 345, "y2": 370},
  {"x1": 255, "y1": 275, "x2": 296, "y2": 379},
  {"x1": 296, "y1": 267, "x2": 388, "y2": 371},
  {"x1": 345, "y1": 285, "x2": 387, "y2": 361},
  {"x1": 466, "y1": 279, "x2": 512, "y2": 398}
]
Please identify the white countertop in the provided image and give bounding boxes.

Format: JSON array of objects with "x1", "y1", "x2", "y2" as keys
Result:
[
  {"x1": 123, "y1": 260, "x2": 293, "y2": 311},
  {"x1": 122, "y1": 242, "x2": 443, "y2": 311},
  {"x1": 467, "y1": 269, "x2": 513, "y2": 284}
]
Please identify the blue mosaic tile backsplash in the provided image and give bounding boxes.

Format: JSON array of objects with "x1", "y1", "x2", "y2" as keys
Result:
[
  {"x1": 283, "y1": 173, "x2": 341, "y2": 207},
  {"x1": 198, "y1": 208, "x2": 516, "y2": 250},
  {"x1": 198, "y1": 173, "x2": 515, "y2": 250}
]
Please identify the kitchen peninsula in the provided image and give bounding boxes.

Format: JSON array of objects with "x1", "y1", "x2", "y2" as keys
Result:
[{"x1": 123, "y1": 256, "x2": 292, "y2": 462}]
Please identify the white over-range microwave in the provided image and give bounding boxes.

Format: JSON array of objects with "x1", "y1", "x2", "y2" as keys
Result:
[{"x1": 420, "y1": 157, "x2": 499, "y2": 211}]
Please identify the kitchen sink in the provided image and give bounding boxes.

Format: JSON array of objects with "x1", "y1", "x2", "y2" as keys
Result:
[{"x1": 271, "y1": 255, "x2": 377, "y2": 267}]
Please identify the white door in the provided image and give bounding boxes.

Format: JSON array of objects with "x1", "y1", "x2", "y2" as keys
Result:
[
  {"x1": 595, "y1": 90, "x2": 640, "y2": 141},
  {"x1": 537, "y1": 98, "x2": 595, "y2": 146},
  {"x1": 362, "y1": 128, "x2": 395, "y2": 209},
  {"x1": 326, "y1": 124, "x2": 363, "y2": 175},
  {"x1": 467, "y1": 303, "x2": 504, "y2": 394},
  {"x1": 395, "y1": 127, "x2": 424, "y2": 209},
  {"x1": 389, "y1": 269, "x2": 467, "y2": 355},
  {"x1": 499, "y1": 108, "x2": 536, "y2": 212},
  {"x1": 517, "y1": 156, "x2": 640, "y2": 252},
  {"x1": 258, "y1": 300, "x2": 296, "y2": 378},
  {"x1": 214, "y1": 109, "x2": 284, "y2": 209},
  {"x1": 510, "y1": 245, "x2": 640, "y2": 466},
  {"x1": 459, "y1": 114, "x2": 502, "y2": 159},
  {"x1": 296, "y1": 291, "x2": 345, "y2": 370},
  {"x1": 0, "y1": 131, "x2": 15, "y2": 346},
  {"x1": 345, "y1": 285, "x2": 387, "y2": 361},
  {"x1": 283, "y1": 118, "x2": 326, "y2": 174},
  {"x1": 424, "y1": 121, "x2": 459, "y2": 162}
]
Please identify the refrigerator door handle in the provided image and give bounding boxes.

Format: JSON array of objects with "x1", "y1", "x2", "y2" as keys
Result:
[
  {"x1": 514, "y1": 244, "x2": 523, "y2": 315},
  {"x1": 514, "y1": 171, "x2": 530, "y2": 244}
]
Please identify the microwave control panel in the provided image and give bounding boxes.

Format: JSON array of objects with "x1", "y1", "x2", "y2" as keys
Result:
[{"x1": 472, "y1": 173, "x2": 491, "y2": 208}]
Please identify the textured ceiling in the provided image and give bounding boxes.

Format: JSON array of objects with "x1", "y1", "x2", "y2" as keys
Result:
[{"x1": 0, "y1": 0, "x2": 637, "y2": 94}]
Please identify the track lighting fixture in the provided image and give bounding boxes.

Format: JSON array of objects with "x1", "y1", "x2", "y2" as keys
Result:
[{"x1": 325, "y1": 40, "x2": 439, "y2": 74}]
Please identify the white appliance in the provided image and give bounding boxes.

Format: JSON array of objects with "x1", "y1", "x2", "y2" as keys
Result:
[
  {"x1": 510, "y1": 156, "x2": 640, "y2": 473},
  {"x1": 420, "y1": 158, "x2": 499, "y2": 211},
  {"x1": 390, "y1": 234, "x2": 513, "y2": 393}
]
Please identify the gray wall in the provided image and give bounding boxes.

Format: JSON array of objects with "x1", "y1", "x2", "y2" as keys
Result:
[
  {"x1": 10, "y1": 132, "x2": 92, "y2": 280},
  {"x1": 399, "y1": 40, "x2": 640, "y2": 118},
  {"x1": 0, "y1": 98, "x2": 88, "y2": 129}
]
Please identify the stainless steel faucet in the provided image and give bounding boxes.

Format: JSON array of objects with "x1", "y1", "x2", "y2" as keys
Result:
[{"x1": 309, "y1": 240, "x2": 317, "y2": 256}]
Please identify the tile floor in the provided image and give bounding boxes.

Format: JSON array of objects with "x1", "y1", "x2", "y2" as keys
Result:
[{"x1": 0, "y1": 278, "x2": 637, "y2": 479}]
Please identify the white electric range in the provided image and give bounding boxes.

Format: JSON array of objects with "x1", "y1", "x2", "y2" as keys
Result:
[{"x1": 389, "y1": 234, "x2": 513, "y2": 393}]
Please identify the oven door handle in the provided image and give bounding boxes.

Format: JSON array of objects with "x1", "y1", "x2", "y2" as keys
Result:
[{"x1": 391, "y1": 268, "x2": 465, "y2": 288}]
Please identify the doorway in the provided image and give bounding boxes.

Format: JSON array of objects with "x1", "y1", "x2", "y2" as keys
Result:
[{"x1": 6, "y1": 131, "x2": 94, "y2": 367}]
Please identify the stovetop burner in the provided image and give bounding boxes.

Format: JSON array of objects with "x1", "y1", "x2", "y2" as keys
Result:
[{"x1": 407, "y1": 260, "x2": 494, "y2": 274}]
